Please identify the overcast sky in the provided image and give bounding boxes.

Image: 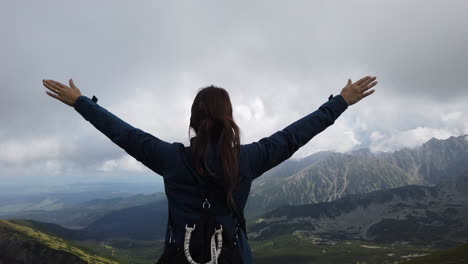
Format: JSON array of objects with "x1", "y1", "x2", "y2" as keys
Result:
[{"x1": 1, "y1": 0, "x2": 467, "y2": 186}]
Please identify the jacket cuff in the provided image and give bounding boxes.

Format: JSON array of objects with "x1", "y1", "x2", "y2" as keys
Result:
[
  {"x1": 329, "y1": 94, "x2": 349, "y2": 115},
  {"x1": 73, "y1": 95, "x2": 95, "y2": 118},
  {"x1": 335, "y1": 94, "x2": 349, "y2": 107}
]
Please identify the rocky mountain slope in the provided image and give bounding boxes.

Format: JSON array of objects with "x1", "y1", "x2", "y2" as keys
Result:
[
  {"x1": 245, "y1": 135, "x2": 468, "y2": 218},
  {"x1": 248, "y1": 170, "x2": 468, "y2": 247}
]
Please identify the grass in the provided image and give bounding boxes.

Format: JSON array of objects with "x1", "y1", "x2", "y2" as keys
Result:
[
  {"x1": 405, "y1": 243, "x2": 468, "y2": 264},
  {"x1": 250, "y1": 233, "x2": 436, "y2": 264},
  {"x1": 76, "y1": 238, "x2": 165, "y2": 264},
  {"x1": 4, "y1": 218, "x2": 467, "y2": 264},
  {"x1": 0, "y1": 219, "x2": 120, "y2": 264}
]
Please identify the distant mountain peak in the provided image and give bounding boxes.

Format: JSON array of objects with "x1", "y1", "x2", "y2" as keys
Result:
[
  {"x1": 246, "y1": 133, "x2": 468, "y2": 218},
  {"x1": 248, "y1": 170, "x2": 468, "y2": 245},
  {"x1": 349, "y1": 148, "x2": 372, "y2": 155}
]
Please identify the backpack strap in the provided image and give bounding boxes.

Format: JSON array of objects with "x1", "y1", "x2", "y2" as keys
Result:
[
  {"x1": 167, "y1": 205, "x2": 176, "y2": 244},
  {"x1": 233, "y1": 203, "x2": 247, "y2": 240}
]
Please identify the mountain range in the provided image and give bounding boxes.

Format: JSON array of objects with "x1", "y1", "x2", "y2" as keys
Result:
[
  {"x1": 245, "y1": 135, "x2": 468, "y2": 218},
  {"x1": 248, "y1": 169, "x2": 468, "y2": 247},
  {"x1": 3, "y1": 135, "x2": 468, "y2": 243},
  {"x1": 2, "y1": 193, "x2": 166, "y2": 229}
]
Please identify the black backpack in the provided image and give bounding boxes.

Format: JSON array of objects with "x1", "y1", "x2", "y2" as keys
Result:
[{"x1": 156, "y1": 147, "x2": 246, "y2": 264}]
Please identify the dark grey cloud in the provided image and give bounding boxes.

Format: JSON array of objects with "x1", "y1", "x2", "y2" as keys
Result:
[{"x1": 1, "y1": 0, "x2": 468, "y2": 183}]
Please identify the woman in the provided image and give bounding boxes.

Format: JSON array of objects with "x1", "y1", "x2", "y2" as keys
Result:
[{"x1": 42, "y1": 76, "x2": 377, "y2": 263}]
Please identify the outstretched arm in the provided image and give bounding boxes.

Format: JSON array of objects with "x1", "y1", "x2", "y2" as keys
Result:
[
  {"x1": 243, "y1": 76, "x2": 378, "y2": 180},
  {"x1": 42, "y1": 79, "x2": 172, "y2": 176}
]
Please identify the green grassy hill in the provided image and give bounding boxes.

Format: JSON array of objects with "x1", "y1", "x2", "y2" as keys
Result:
[
  {"x1": 3, "y1": 217, "x2": 466, "y2": 264},
  {"x1": 405, "y1": 243, "x2": 468, "y2": 264},
  {"x1": 0, "y1": 219, "x2": 119, "y2": 264},
  {"x1": 250, "y1": 233, "x2": 435, "y2": 264}
]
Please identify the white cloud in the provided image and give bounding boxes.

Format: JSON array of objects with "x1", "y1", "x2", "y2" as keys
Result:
[
  {"x1": 234, "y1": 104, "x2": 253, "y2": 121},
  {"x1": 0, "y1": 138, "x2": 74, "y2": 165},
  {"x1": 98, "y1": 159, "x2": 118, "y2": 172},
  {"x1": 119, "y1": 155, "x2": 148, "y2": 172},
  {"x1": 369, "y1": 127, "x2": 460, "y2": 153},
  {"x1": 98, "y1": 154, "x2": 148, "y2": 173},
  {"x1": 439, "y1": 111, "x2": 468, "y2": 136},
  {"x1": 294, "y1": 120, "x2": 362, "y2": 158},
  {"x1": 44, "y1": 159, "x2": 64, "y2": 175},
  {"x1": 234, "y1": 96, "x2": 265, "y2": 122},
  {"x1": 441, "y1": 111, "x2": 463, "y2": 123}
]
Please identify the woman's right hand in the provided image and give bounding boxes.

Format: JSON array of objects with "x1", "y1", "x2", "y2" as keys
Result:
[
  {"x1": 340, "y1": 76, "x2": 378, "y2": 106},
  {"x1": 43, "y1": 78, "x2": 83, "y2": 107}
]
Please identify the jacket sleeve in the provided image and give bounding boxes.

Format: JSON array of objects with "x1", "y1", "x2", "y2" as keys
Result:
[
  {"x1": 242, "y1": 94, "x2": 349, "y2": 180},
  {"x1": 73, "y1": 95, "x2": 173, "y2": 176}
]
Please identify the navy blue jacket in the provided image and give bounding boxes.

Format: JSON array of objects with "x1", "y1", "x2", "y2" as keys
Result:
[{"x1": 73, "y1": 93, "x2": 349, "y2": 263}]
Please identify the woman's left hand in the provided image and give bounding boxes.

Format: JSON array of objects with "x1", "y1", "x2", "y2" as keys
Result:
[
  {"x1": 43, "y1": 78, "x2": 83, "y2": 107},
  {"x1": 340, "y1": 76, "x2": 377, "y2": 106}
]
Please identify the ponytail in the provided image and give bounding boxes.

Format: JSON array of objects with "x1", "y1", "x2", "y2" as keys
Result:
[
  {"x1": 219, "y1": 117, "x2": 241, "y2": 216},
  {"x1": 188, "y1": 86, "x2": 242, "y2": 217}
]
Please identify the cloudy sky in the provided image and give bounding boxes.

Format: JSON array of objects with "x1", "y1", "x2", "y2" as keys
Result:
[{"x1": 1, "y1": 0, "x2": 467, "y2": 186}]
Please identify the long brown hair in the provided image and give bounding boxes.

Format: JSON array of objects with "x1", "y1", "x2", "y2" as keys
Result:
[{"x1": 188, "y1": 85, "x2": 241, "y2": 215}]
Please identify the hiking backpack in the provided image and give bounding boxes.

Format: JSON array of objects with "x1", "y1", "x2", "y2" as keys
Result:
[{"x1": 156, "y1": 147, "x2": 246, "y2": 264}]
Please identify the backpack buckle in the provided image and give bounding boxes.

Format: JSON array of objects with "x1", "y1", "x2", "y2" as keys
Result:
[
  {"x1": 185, "y1": 224, "x2": 196, "y2": 232},
  {"x1": 202, "y1": 198, "x2": 211, "y2": 209}
]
